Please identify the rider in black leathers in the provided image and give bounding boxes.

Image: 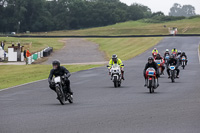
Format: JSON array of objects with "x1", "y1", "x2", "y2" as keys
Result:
[
  {"x1": 48, "y1": 60, "x2": 73, "y2": 96},
  {"x1": 167, "y1": 54, "x2": 180, "y2": 78},
  {"x1": 180, "y1": 52, "x2": 188, "y2": 65},
  {"x1": 144, "y1": 57, "x2": 159, "y2": 87}
]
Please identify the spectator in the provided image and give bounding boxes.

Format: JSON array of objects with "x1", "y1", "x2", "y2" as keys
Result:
[
  {"x1": 26, "y1": 48, "x2": 31, "y2": 58},
  {"x1": 1, "y1": 41, "x2": 5, "y2": 50},
  {"x1": 23, "y1": 48, "x2": 27, "y2": 63},
  {"x1": 26, "y1": 48, "x2": 31, "y2": 64}
]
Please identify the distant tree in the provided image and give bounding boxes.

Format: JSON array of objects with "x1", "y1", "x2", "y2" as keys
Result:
[
  {"x1": 169, "y1": 3, "x2": 196, "y2": 17},
  {"x1": 151, "y1": 11, "x2": 165, "y2": 17},
  {"x1": 128, "y1": 3, "x2": 151, "y2": 20}
]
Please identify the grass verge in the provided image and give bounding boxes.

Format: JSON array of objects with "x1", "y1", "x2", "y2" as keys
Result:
[
  {"x1": 27, "y1": 17, "x2": 200, "y2": 36},
  {"x1": 87, "y1": 37, "x2": 163, "y2": 60},
  {"x1": 0, "y1": 64, "x2": 102, "y2": 90}
]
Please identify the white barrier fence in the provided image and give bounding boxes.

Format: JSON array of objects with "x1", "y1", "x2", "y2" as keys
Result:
[
  {"x1": 27, "y1": 50, "x2": 44, "y2": 64},
  {"x1": 27, "y1": 47, "x2": 52, "y2": 64}
]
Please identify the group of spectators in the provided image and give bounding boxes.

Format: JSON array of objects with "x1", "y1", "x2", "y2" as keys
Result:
[{"x1": 0, "y1": 41, "x2": 32, "y2": 64}]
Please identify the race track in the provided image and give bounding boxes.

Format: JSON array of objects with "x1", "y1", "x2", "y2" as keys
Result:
[{"x1": 1, "y1": 37, "x2": 200, "y2": 133}]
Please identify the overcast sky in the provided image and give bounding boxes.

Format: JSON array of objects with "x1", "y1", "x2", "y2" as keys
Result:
[{"x1": 120, "y1": 0, "x2": 200, "y2": 15}]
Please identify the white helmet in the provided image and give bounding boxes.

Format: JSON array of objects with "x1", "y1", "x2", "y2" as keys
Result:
[{"x1": 166, "y1": 49, "x2": 169, "y2": 52}]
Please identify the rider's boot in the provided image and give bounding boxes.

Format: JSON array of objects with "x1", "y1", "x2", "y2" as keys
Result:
[
  {"x1": 144, "y1": 79, "x2": 147, "y2": 87},
  {"x1": 157, "y1": 78, "x2": 159, "y2": 87},
  {"x1": 121, "y1": 71, "x2": 125, "y2": 80}
]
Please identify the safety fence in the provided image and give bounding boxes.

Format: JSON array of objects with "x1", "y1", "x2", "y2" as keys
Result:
[{"x1": 27, "y1": 47, "x2": 53, "y2": 64}]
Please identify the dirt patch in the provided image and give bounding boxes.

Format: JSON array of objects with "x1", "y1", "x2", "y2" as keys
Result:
[{"x1": 44, "y1": 39, "x2": 107, "y2": 64}]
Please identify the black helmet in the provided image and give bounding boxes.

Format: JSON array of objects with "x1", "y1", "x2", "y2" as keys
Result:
[
  {"x1": 52, "y1": 60, "x2": 60, "y2": 67},
  {"x1": 148, "y1": 57, "x2": 154, "y2": 61},
  {"x1": 156, "y1": 53, "x2": 161, "y2": 58},
  {"x1": 182, "y1": 52, "x2": 185, "y2": 55}
]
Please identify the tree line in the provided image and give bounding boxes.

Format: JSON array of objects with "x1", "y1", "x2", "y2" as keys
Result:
[
  {"x1": 0, "y1": 0, "x2": 152, "y2": 33},
  {"x1": 0, "y1": 0, "x2": 197, "y2": 33}
]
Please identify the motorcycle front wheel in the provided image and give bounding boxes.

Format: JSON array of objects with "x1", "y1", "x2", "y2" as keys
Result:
[
  {"x1": 56, "y1": 86, "x2": 66, "y2": 105},
  {"x1": 148, "y1": 80, "x2": 154, "y2": 93},
  {"x1": 114, "y1": 76, "x2": 118, "y2": 88},
  {"x1": 171, "y1": 71, "x2": 175, "y2": 83}
]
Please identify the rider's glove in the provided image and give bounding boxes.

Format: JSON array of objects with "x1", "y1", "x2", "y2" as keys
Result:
[{"x1": 65, "y1": 73, "x2": 71, "y2": 78}]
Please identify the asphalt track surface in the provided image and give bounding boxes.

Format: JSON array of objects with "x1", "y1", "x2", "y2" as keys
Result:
[
  {"x1": 1, "y1": 37, "x2": 200, "y2": 133},
  {"x1": 45, "y1": 39, "x2": 106, "y2": 64}
]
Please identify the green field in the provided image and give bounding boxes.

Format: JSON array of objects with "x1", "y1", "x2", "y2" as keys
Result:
[
  {"x1": 26, "y1": 17, "x2": 200, "y2": 36},
  {"x1": 0, "y1": 64, "x2": 102, "y2": 89},
  {"x1": 0, "y1": 37, "x2": 66, "y2": 53},
  {"x1": 88, "y1": 37, "x2": 162, "y2": 60}
]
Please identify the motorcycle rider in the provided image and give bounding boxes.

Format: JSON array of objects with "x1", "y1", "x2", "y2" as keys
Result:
[
  {"x1": 48, "y1": 60, "x2": 73, "y2": 97},
  {"x1": 154, "y1": 53, "x2": 165, "y2": 74},
  {"x1": 152, "y1": 48, "x2": 158, "y2": 57},
  {"x1": 167, "y1": 54, "x2": 180, "y2": 78},
  {"x1": 177, "y1": 50, "x2": 182, "y2": 56},
  {"x1": 108, "y1": 54, "x2": 125, "y2": 80},
  {"x1": 177, "y1": 50, "x2": 182, "y2": 66},
  {"x1": 164, "y1": 49, "x2": 170, "y2": 58},
  {"x1": 171, "y1": 48, "x2": 178, "y2": 55},
  {"x1": 144, "y1": 57, "x2": 159, "y2": 87},
  {"x1": 180, "y1": 52, "x2": 188, "y2": 65}
]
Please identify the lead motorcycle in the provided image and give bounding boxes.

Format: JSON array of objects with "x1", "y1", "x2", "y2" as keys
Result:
[
  {"x1": 53, "y1": 76, "x2": 73, "y2": 105},
  {"x1": 107, "y1": 64, "x2": 124, "y2": 88},
  {"x1": 169, "y1": 66, "x2": 177, "y2": 83},
  {"x1": 145, "y1": 68, "x2": 158, "y2": 93}
]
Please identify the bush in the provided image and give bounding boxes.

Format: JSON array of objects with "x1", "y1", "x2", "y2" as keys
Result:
[
  {"x1": 141, "y1": 16, "x2": 186, "y2": 23},
  {"x1": 188, "y1": 15, "x2": 200, "y2": 19}
]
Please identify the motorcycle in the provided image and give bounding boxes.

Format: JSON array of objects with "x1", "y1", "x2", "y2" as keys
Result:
[
  {"x1": 107, "y1": 64, "x2": 124, "y2": 88},
  {"x1": 181, "y1": 56, "x2": 186, "y2": 69},
  {"x1": 172, "y1": 52, "x2": 177, "y2": 57},
  {"x1": 53, "y1": 76, "x2": 73, "y2": 105},
  {"x1": 165, "y1": 55, "x2": 170, "y2": 65},
  {"x1": 154, "y1": 60, "x2": 163, "y2": 75},
  {"x1": 169, "y1": 66, "x2": 177, "y2": 83},
  {"x1": 145, "y1": 68, "x2": 158, "y2": 93}
]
